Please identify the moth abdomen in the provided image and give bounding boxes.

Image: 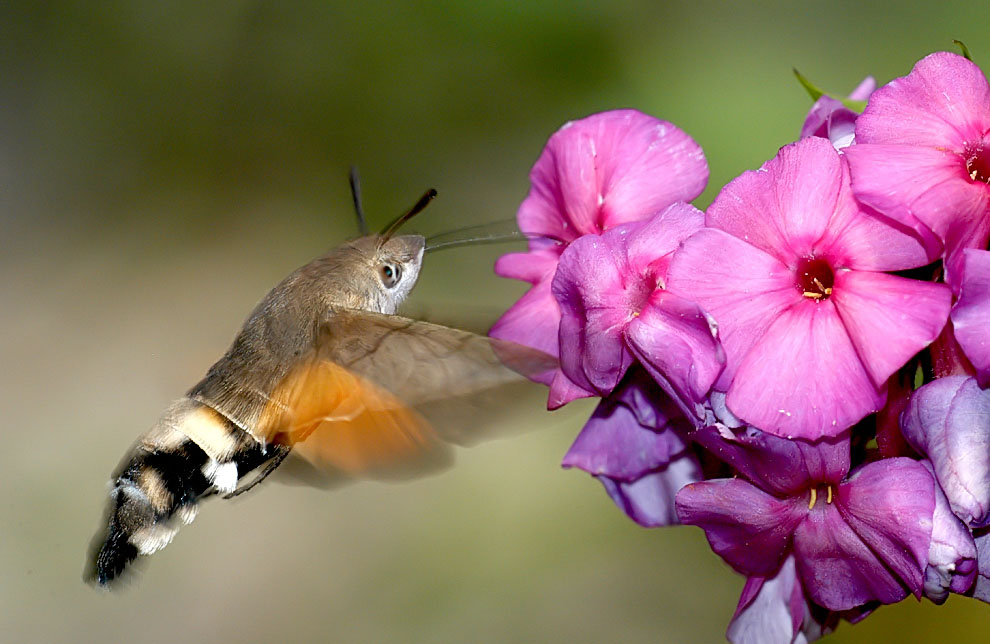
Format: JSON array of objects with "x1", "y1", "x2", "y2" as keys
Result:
[{"x1": 89, "y1": 398, "x2": 277, "y2": 587}]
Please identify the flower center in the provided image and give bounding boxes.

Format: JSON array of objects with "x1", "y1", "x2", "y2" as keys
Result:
[
  {"x1": 795, "y1": 257, "x2": 834, "y2": 301},
  {"x1": 964, "y1": 144, "x2": 990, "y2": 184},
  {"x1": 807, "y1": 484, "x2": 834, "y2": 510}
]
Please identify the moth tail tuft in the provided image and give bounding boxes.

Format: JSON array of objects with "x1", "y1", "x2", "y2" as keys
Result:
[
  {"x1": 87, "y1": 439, "x2": 214, "y2": 588},
  {"x1": 87, "y1": 398, "x2": 287, "y2": 587}
]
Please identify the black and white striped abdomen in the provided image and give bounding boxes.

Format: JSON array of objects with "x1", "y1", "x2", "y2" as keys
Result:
[{"x1": 88, "y1": 398, "x2": 276, "y2": 587}]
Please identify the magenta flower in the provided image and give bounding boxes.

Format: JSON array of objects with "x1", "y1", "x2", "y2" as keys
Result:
[
  {"x1": 845, "y1": 52, "x2": 990, "y2": 287},
  {"x1": 562, "y1": 371, "x2": 701, "y2": 527},
  {"x1": 666, "y1": 137, "x2": 951, "y2": 440},
  {"x1": 676, "y1": 425, "x2": 936, "y2": 611},
  {"x1": 551, "y1": 202, "x2": 723, "y2": 414},
  {"x1": 490, "y1": 109, "x2": 709, "y2": 408},
  {"x1": 800, "y1": 76, "x2": 876, "y2": 150},
  {"x1": 951, "y1": 249, "x2": 990, "y2": 385}
]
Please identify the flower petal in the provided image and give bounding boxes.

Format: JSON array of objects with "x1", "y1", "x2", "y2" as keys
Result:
[
  {"x1": 901, "y1": 376, "x2": 990, "y2": 526},
  {"x1": 833, "y1": 458, "x2": 935, "y2": 603},
  {"x1": 547, "y1": 369, "x2": 594, "y2": 409},
  {"x1": 855, "y1": 52, "x2": 990, "y2": 148},
  {"x1": 832, "y1": 270, "x2": 950, "y2": 387},
  {"x1": 666, "y1": 228, "x2": 797, "y2": 390},
  {"x1": 921, "y1": 461, "x2": 978, "y2": 603},
  {"x1": 518, "y1": 109, "x2": 708, "y2": 241},
  {"x1": 597, "y1": 454, "x2": 702, "y2": 528},
  {"x1": 625, "y1": 202, "x2": 706, "y2": 275},
  {"x1": 973, "y1": 529, "x2": 990, "y2": 603},
  {"x1": 821, "y1": 178, "x2": 937, "y2": 271},
  {"x1": 800, "y1": 77, "x2": 875, "y2": 150},
  {"x1": 792, "y1": 502, "x2": 910, "y2": 610},
  {"x1": 494, "y1": 249, "x2": 559, "y2": 283},
  {"x1": 845, "y1": 143, "x2": 989, "y2": 247},
  {"x1": 489, "y1": 277, "x2": 593, "y2": 407},
  {"x1": 562, "y1": 381, "x2": 690, "y2": 480},
  {"x1": 626, "y1": 291, "x2": 724, "y2": 418},
  {"x1": 693, "y1": 424, "x2": 850, "y2": 497},
  {"x1": 490, "y1": 277, "x2": 559, "y2": 363},
  {"x1": 552, "y1": 231, "x2": 638, "y2": 395},
  {"x1": 726, "y1": 300, "x2": 883, "y2": 440},
  {"x1": 676, "y1": 478, "x2": 804, "y2": 576},
  {"x1": 727, "y1": 557, "x2": 816, "y2": 644},
  {"x1": 951, "y1": 249, "x2": 990, "y2": 385},
  {"x1": 707, "y1": 137, "x2": 843, "y2": 265}
]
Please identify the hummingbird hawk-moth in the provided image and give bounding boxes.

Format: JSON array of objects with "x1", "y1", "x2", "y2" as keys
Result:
[{"x1": 87, "y1": 175, "x2": 555, "y2": 587}]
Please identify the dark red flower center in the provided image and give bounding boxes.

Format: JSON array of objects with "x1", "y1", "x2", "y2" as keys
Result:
[
  {"x1": 965, "y1": 144, "x2": 990, "y2": 184},
  {"x1": 796, "y1": 257, "x2": 834, "y2": 301}
]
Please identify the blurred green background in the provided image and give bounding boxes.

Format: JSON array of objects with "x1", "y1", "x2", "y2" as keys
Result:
[{"x1": 2, "y1": 1, "x2": 988, "y2": 642}]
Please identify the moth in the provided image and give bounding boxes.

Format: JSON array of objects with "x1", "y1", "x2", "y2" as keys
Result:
[{"x1": 87, "y1": 172, "x2": 555, "y2": 587}]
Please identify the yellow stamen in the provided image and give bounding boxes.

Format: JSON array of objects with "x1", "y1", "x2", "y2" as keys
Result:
[
  {"x1": 827, "y1": 485, "x2": 833, "y2": 504},
  {"x1": 808, "y1": 488, "x2": 817, "y2": 510},
  {"x1": 803, "y1": 291, "x2": 823, "y2": 299}
]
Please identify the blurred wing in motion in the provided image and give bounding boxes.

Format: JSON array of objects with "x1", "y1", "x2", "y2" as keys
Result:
[{"x1": 259, "y1": 309, "x2": 557, "y2": 479}]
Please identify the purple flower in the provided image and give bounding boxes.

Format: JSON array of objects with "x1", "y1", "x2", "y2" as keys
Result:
[
  {"x1": 551, "y1": 202, "x2": 723, "y2": 414},
  {"x1": 845, "y1": 52, "x2": 990, "y2": 287},
  {"x1": 950, "y1": 249, "x2": 990, "y2": 385},
  {"x1": 666, "y1": 136, "x2": 951, "y2": 440},
  {"x1": 974, "y1": 529, "x2": 990, "y2": 602},
  {"x1": 727, "y1": 556, "x2": 834, "y2": 644},
  {"x1": 921, "y1": 460, "x2": 978, "y2": 603},
  {"x1": 800, "y1": 77, "x2": 876, "y2": 150},
  {"x1": 676, "y1": 426, "x2": 935, "y2": 611},
  {"x1": 562, "y1": 371, "x2": 701, "y2": 527},
  {"x1": 491, "y1": 109, "x2": 709, "y2": 408},
  {"x1": 901, "y1": 375, "x2": 990, "y2": 527}
]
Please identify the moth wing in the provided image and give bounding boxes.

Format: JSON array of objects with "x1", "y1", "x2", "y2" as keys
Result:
[
  {"x1": 259, "y1": 309, "x2": 556, "y2": 479},
  {"x1": 258, "y1": 356, "x2": 450, "y2": 478},
  {"x1": 316, "y1": 310, "x2": 557, "y2": 445}
]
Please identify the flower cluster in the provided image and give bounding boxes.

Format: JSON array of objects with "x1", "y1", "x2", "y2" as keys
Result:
[{"x1": 493, "y1": 51, "x2": 990, "y2": 642}]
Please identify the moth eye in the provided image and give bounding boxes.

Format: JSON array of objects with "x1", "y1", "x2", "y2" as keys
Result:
[{"x1": 380, "y1": 263, "x2": 402, "y2": 288}]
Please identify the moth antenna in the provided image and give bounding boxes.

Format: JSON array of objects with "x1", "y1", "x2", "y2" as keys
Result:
[
  {"x1": 349, "y1": 166, "x2": 369, "y2": 236},
  {"x1": 425, "y1": 219, "x2": 565, "y2": 253},
  {"x1": 379, "y1": 188, "x2": 438, "y2": 245}
]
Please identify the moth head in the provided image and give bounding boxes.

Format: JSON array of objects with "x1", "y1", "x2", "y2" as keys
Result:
[{"x1": 347, "y1": 233, "x2": 424, "y2": 314}]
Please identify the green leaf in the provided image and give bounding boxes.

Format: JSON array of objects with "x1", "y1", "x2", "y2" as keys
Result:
[
  {"x1": 954, "y1": 39, "x2": 973, "y2": 61},
  {"x1": 840, "y1": 98, "x2": 868, "y2": 112},
  {"x1": 793, "y1": 68, "x2": 868, "y2": 113},
  {"x1": 793, "y1": 68, "x2": 823, "y2": 101}
]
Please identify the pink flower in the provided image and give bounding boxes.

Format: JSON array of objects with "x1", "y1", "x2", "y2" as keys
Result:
[
  {"x1": 666, "y1": 137, "x2": 951, "y2": 440},
  {"x1": 845, "y1": 52, "x2": 990, "y2": 287},
  {"x1": 950, "y1": 249, "x2": 990, "y2": 385},
  {"x1": 800, "y1": 76, "x2": 876, "y2": 150},
  {"x1": 551, "y1": 202, "x2": 723, "y2": 415},
  {"x1": 490, "y1": 109, "x2": 709, "y2": 408}
]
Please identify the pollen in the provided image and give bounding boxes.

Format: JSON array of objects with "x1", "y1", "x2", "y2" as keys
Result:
[
  {"x1": 965, "y1": 144, "x2": 990, "y2": 184},
  {"x1": 808, "y1": 487, "x2": 817, "y2": 510},
  {"x1": 796, "y1": 256, "x2": 835, "y2": 301}
]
